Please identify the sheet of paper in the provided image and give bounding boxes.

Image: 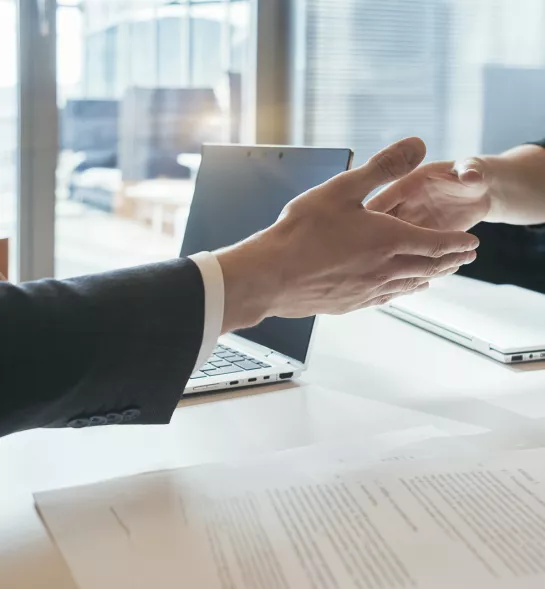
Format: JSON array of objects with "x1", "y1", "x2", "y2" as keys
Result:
[{"x1": 36, "y1": 444, "x2": 545, "y2": 589}]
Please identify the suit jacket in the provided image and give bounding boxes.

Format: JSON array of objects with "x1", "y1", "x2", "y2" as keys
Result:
[{"x1": 0, "y1": 258, "x2": 204, "y2": 438}]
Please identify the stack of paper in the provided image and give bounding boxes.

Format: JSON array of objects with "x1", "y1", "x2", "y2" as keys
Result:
[{"x1": 36, "y1": 443, "x2": 545, "y2": 589}]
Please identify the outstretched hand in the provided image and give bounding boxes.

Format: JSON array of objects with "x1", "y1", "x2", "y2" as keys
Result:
[
  {"x1": 366, "y1": 157, "x2": 491, "y2": 231},
  {"x1": 218, "y1": 138, "x2": 480, "y2": 333}
]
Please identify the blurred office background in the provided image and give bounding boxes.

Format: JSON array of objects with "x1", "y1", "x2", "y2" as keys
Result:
[{"x1": 1, "y1": 0, "x2": 545, "y2": 281}]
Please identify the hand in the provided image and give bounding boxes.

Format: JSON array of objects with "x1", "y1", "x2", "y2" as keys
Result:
[
  {"x1": 366, "y1": 157, "x2": 491, "y2": 231},
  {"x1": 217, "y1": 138, "x2": 480, "y2": 333}
]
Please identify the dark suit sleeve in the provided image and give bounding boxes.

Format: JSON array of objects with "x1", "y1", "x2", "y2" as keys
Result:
[
  {"x1": 0, "y1": 258, "x2": 204, "y2": 437},
  {"x1": 523, "y1": 139, "x2": 545, "y2": 231}
]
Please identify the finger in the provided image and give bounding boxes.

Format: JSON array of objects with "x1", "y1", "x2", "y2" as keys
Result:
[
  {"x1": 361, "y1": 282, "x2": 430, "y2": 309},
  {"x1": 364, "y1": 179, "x2": 408, "y2": 214},
  {"x1": 395, "y1": 222, "x2": 480, "y2": 257},
  {"x1": 366, "y1": 160, "x2": 462, "y2": 214},
  {"x1": 453, "y1": 157, "x2": 488, "y2": 187},
  {"x1": 332, "y1": 137, "x2": 427, "y2": 201},
  {"x1": 373, "y1": 266, "x2": 460, "y2": 299},
  {"x1": 0, "y1": 273, "x2": 5, "y2": 281},
  {"x1": 388, "y1": 250, "x2": 476, "y2": 280}
]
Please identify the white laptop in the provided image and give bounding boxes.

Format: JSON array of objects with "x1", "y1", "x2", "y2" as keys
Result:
[
  {"x1": 180, "y1": 144, "x2": 353, "y2": 395},
  {"x1": 381, "y1": 275, "x2": 545, "y2": 364}
]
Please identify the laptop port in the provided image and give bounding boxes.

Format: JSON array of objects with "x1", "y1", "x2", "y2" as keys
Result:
[
  {"x1": 264, "y1": 376, "x2": 270, "y2": 380},
  {"x1": 248, "y1": 378, "x2": 257, "y2": 383},
  {"x1": 279, "y1": 372, "x2": 294, "y2": 379},
  {"x1": 511, "y1": 355, "x2": 523, "y2": 362},
  {"x1": 229, "y1": 381, "x2": 239, "y2": 385}
]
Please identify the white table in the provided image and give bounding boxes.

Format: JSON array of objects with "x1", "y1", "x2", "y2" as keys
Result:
[{"x1": 3, "y1": 301, "x2": 545, "y2": 588}]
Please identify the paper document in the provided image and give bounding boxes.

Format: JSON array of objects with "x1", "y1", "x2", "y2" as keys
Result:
[{"x1": 36, "y1": 445, "x2": 545, "y2": 589}]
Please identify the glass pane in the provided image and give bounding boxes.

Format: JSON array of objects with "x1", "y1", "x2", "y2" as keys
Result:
[
  {"x1": 0, "y1": 0, "x2": 17, "y2": 279},
  {"x1": 294, "y1": 0, "x2": 545, "y2": 166},
  {"x1": 55, "y1": 0, "x2": 255, "y2": 278}
]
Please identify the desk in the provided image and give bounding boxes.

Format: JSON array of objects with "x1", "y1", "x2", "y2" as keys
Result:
[{"x1": 3, "y1": 304, "x2": 545, "y2": 588}]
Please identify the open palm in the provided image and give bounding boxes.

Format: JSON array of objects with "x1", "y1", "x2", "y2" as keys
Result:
[{"x1": 366, "y1": 159, "x2": 491, "y2": 231}]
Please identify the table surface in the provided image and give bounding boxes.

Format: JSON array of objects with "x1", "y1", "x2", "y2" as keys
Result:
[{"x1": 3, "y1": 284, "x2": 545, "y2": 588}]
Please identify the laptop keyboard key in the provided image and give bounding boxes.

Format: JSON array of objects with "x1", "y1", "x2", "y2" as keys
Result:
[
  {"x1": 223, "y1": 355, "x2": 245, "y2": 363},
  {"x1": 201, "y1": 363, "x2": 216, "y2": 372},
  {"x1": 211, "y1": 360, "x2": 232, "y2": 368},
  {"x1": 189, "y1": 371, "x2": 207, "y2": 379},
  {"x1": 203, "y1": 365, "x2": 242, "y2": 377},
  {"x1": 234, "y1": 360, "x2": 262, "y2": 371}
]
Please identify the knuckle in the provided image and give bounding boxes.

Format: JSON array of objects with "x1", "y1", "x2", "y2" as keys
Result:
[
  {"x1": 464, "y1": 156, "x2": 485, "y2": 170},
  {"x1": 283, "y1": 195, "x2": 325, "y2": 220},
  {"x1": 404, "y1": 277, "x2": 420, "y2": 291},
  {"x1": 424, "y1": 260, "x2": 441, "y2": 277},
  {"x1": 428, "y1": 241, "x2": 446, "y2": 258},
  {"x1": 376, "y1": 295, "x2": 393, "y2": 306},
  {"x1": 374, "y1": 273, "x2": 393, "y2": 284},
  {"x1": 280, "y1": 198, "x2": 299, "y2": 216},
  {"x1": 328, "y1": 170, "x2": 356, "y2": 196},
  {"x1": 332, "y1": 171, "x2": 353, "y2": 189}
]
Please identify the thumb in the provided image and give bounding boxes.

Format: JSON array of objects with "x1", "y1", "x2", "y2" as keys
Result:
[
  {"x1": 331, "y1": 137, "x2": 427, "y2": 202},
  {"x1": 453, "y1": 157, "x2": 488, "y2": 187}
]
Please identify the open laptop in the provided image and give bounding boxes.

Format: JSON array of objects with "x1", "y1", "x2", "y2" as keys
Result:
[
  {"x1": 180, "y1": 144, "x2": 353, "y2": 394},
  {"x1": 381, "y1": 275, "x2": 545, "y2": 364}
]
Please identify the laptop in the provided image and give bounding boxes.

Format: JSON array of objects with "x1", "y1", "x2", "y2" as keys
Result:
[
  {"x1": 381, "y1": 275, "x2": 545, "y2": 364},
  {"x1": 180, "y1": 144, "x2": 354, "y2": 394}
]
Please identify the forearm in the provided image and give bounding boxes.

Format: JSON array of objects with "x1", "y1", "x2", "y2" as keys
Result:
[
  {"x1": 0, "y1": 259, "x2": 204, "y2": 436},
  {"x1": 483, "y1": 144, "x2": 545, "y2": 225}
]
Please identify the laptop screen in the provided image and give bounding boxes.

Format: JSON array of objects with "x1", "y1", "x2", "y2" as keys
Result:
[{"x1": 180, "y1": 145, "x2": 352, "y2": 364}]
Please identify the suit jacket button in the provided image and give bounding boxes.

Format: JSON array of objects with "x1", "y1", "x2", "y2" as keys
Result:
[
  {"x1": 67, "y1": 418, "x2": 89, "y2": 429},
  {"x1": 122, "y1": 408, "x2": 141, "y2": 422},
  {"x1": 106, "y1": 413, "x2": 123, "y2": 425},
  {"x1": 89, "y1": 415, "x2": 108, "y2": 427}
]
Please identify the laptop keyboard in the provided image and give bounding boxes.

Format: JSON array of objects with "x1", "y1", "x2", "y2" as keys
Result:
[{"x1": 189, "y1": 344, "x2": 271, "y2": 380}]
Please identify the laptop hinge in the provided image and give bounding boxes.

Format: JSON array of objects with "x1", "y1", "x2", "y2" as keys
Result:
[{"x1": 472, "y1": 337, "x2": 490, "y2": 354}]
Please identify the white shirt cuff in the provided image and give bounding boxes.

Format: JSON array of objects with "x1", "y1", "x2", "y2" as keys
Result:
[{"x1": 188, "y1": 251, "x2": 225, "y2": 372}]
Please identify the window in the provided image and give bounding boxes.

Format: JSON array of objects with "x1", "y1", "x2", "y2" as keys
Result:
[
  {"x1": 55, "y1": 0, "x2": 255, "y2": 278},
  {"x1": 0, "y1": 0, "x2": 17, "y2": 277},
  {"x1": 293, "y1": 0, "x2": 545, "y2": 166}
]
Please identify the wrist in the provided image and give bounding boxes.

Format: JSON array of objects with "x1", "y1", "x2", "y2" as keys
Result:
[
  {"x1": 215, "y1": 225, "x2": 287, "y2": 334},
  {"x1": 479, "y1": 155, "x2": 506, "y2": 223}
]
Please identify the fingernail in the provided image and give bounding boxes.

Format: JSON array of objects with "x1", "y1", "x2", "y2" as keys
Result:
[{"x1": 460, "y1": 168, "x2": 484, "y2": 185}]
